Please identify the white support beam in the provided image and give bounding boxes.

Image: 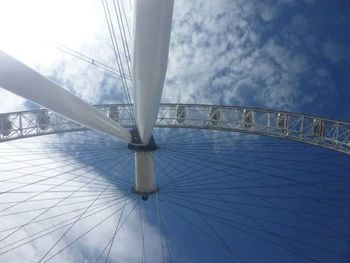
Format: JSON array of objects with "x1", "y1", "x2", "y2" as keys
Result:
[
  {"x1": 134, "y1": 152, "x2": 156, "y2": 194},
  {"x1": 0, "y1": 50, "x2": 131, "y2": 142},
  {"x1": 132, "y1": 0, "x2": 174, "y2": 144}
]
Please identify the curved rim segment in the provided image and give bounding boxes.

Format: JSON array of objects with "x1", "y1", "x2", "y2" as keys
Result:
[{"x1": 1, "y1": 103, "x2": 349, "y2": 155}]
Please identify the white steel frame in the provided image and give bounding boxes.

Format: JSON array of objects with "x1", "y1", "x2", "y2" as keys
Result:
[{"x1": 1, "y1": 103, "x2": 349, "y2": 154}]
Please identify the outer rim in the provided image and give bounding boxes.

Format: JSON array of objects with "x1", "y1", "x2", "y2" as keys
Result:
[{"x1": 1, "y1": 103, "x2": 349, "y2": 154}]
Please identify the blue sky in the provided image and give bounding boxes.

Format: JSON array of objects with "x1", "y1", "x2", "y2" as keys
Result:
[
  {"x1": 0, "y1": 0, "x2": 350, "y2": 262},
  {"x1": 165, "y1": 0, "x2": 350, "y2": 120}
]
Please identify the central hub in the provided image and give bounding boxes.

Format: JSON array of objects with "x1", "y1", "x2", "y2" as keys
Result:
[
  {"x1": 128, "y1": 128, "x2": 158, "y2": 152},
  {"x1": 128, "y1": 128, "x2": 158, "y2": 201}
]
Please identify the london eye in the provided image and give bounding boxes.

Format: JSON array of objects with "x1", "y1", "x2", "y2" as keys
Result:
[{"x1": 0, "y1": 0, "x2": 349, "y2": 262}]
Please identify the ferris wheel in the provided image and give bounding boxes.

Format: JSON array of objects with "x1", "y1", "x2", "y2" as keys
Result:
[{"x1": 0, "y1": 0, "x2": 350, "y2": 262}]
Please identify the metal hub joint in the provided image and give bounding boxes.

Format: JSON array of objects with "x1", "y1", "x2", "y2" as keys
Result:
[{"x1": 128, "y1": 128, "x2": 158, "y2": 152}]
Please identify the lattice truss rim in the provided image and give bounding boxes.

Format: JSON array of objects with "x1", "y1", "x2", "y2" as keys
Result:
[{"x1": 1, "y1": 103, "x2": 349, "y2": 154}]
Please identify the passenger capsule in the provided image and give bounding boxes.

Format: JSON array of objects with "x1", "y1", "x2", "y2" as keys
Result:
[
  {"x1": 176, "y1": 105, "x2": 186, "y2": 124},
  {"x1": 209, "y1": 106, "x2": 220, "y2": 126},
  {"x1": 37, "y1": 110, "x2": 50, "y2": 131},
  {"x1": 109, "y1": 105, "x2": 119, "y2": 122},
  {"x1": 313, "y1": 118, "x2": 325, "y2": 137},
  {"x1": 277, "y1": 113, "x2": 288, "y2": 132},
  {"x1": 0, "y1": 115, "x2": 11, "y2": 136},
  {"x1": 243, "y1": 109, "x2": 253, "y2": 128}
]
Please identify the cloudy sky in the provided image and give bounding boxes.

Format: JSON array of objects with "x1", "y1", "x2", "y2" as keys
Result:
[{"x1": 0, "y1": 0, "x2": 350, "y2": 262}]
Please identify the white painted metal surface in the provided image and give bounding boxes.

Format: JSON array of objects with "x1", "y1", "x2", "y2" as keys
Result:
[
  {"x1": 132, "y1": 0, "x2": 174, "y2": 144},
  {"x1": 134, "y1": 152, "x2": 156, "y2": 193},
  {"x1": 0, "y1": 50, "x2": 131, "y2": 142}
]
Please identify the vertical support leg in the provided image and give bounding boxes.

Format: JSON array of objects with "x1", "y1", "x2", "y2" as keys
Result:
[
  {"x1": 132, "y1": 0, "x2": 174, "y2": 144},
  {"x1": 135, "y1": 152, "x2": 156, "y2": 197}
]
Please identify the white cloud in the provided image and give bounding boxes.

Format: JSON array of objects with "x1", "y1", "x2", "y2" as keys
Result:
[
  {"x1": 1, "y1": 0, "x2": 335, "y2": 113},
  {"x1": 161, "y1": 0, "x2": 339, "y2": 115},
  {"x1": 0, "y1": 90, "x2": 25, "y2": 113},
  {"x1": 0, "y1": 0, "x2": 131, "y2": 108}
]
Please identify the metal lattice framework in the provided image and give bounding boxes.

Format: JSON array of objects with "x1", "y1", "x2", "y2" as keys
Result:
[{"x1": 1, "y1": 103, "x2": 350, "y2": 154}]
